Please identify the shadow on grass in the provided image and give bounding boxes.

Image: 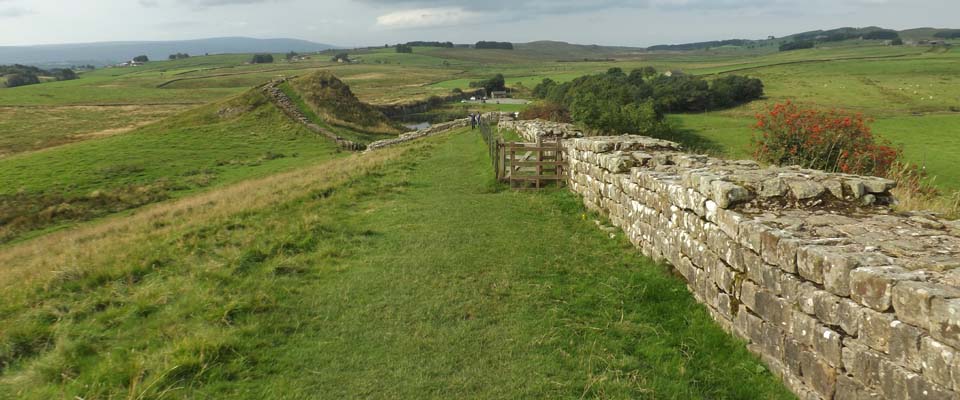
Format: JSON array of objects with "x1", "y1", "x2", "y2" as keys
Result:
[{"x1": 660, "y1": 123, "x2": 728, "y2": 157}]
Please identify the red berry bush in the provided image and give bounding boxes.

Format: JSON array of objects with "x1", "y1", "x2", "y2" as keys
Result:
[{"x1": 752, "y1": 102, "x2": 899, "y2": 176}]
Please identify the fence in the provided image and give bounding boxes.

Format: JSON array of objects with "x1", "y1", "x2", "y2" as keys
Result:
[{"x1": 480, "y1": 120, "x2": 567, "y2": 189}]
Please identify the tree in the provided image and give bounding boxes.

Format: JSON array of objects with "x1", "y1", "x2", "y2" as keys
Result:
[
  {"x1": 4, "y1": 73, "x2": 40, "y2": 88},
  {"x1": 49, "y1": 68, "x2": 77, "y2": 81},
  {"x1": 470, "y1": 73, "x2": 506, "y2": 95},
  {"x1": 168, "y1": 53, "x2": 190, "y2": 60},
  {"x1": 331, "y1": 52, "x2": 350, "y2": 62},
  {"x1": 779, "y1": 41, "x2": 814, "y2": 52},
  {"x1": 891, "y1": 38, "x2": 904, "y2": 46},
  {"x1": 251, "y1": 54, "x2": 274, "y2": 64},
  {"x1": 532, "y1": 78, "x2": 557, "y2": 99},
  {"x1": 285, "y1": 51, "x2": 299, "y2": 61},
  {"x1": 395, "y1": 44, "x2": 413, "y2": 53},
  {"x1": 133, "y1": 55, "x2": 149, "y2": 62},
  {"x1": 475, "y1": 41, "x2": 514, "y2": 50},
  {"x1": 709, "y1": 75, "x2": 764, "y2": 108}
]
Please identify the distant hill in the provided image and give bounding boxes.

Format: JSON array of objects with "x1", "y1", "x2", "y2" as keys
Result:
[
  {"x1": 647, "y1": 26, "x2": 959, "y2": 52},
  {"x1": 0, "y1": 37, "x2": 336, "y2": 67},
  {"x1": 514, "y1": 41, "x2": 641, "y2": 60}
]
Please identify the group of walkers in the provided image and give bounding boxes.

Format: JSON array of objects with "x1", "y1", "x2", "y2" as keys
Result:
[{"x1": 469, "y1": 113, "x2": 481, "y2": 129}]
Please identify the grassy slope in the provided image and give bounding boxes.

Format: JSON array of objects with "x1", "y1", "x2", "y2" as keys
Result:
[
  {"x1": 0, "y1": 131, "x2": 794, "y2": 399},
  {"x1": 0, "y1": 90, "x2": 341, "y2": 243},
  {"x1": 0, "y1": 105, "x2": 186, "y2": 157}
]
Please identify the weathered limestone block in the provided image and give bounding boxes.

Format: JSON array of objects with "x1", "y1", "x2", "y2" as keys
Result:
[
  {"x1": 801, "y1": 351, "x2": 839, "y2": 399},
  {"x1": 888, "y1": 320, "x2": 924, "y2": 372},
  {"x1": 786, "y1": 178, "x2": 826, "y2": 200},
  {"x1": 838, "y1": 298, "x2": 865, "y2": 336},
  {"x1": 755, "y1": 289, "x2": 792, "y2": 329},
  {"x1": 798, "y1": 245, "x2": 830, "y2": 285},
  {"x1": 778, "y1": 237, "x2": 802, "y2": 274},
  {"x1": 843, "y1": 340, "x2": 884, "y2": 388},
  {"x1": 792, "y1": 310, "x2": 820, "y2": 348},
  {"x1": 836, "y1": 374, "x2": 883, "y2": 400},
  {"x1": 878, "y1": 360, "x2": 910, "y2": 399},
  {"x1": 920, "y1": 336, "x2": 956, "y2": 389},
  {"x1": 930, "y1": 298, "x2": 960, "y2": 349},
  {"x1": 850, "y1": 266, "x2": 926, "y2": 312},
  {"x1": 813, "y1": 290, "x2": 844, "y2": 327},
  {"x1": 860, "y1": 309, "x2": 896, "y2": 353},
  {"x1": 892, "y1": 281, "x2": 960, "y2": 334},
  {"x1": 814, "y1": 324, "x2": 844, "y2": 367}
]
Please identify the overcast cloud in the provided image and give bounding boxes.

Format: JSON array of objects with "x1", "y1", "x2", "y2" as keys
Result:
[{"x1": 0, "y1": 0, "x2": 952, "y2": 46}]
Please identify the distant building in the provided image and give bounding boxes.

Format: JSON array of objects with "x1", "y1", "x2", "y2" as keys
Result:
[
  {"x1": 663, "y1": 70, "x2": 686, "y2": 77},
  {"x1": 491, "y1": 90, "x2": 509, "y2": 99}
]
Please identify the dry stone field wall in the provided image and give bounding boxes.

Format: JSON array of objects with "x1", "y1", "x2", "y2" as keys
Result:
[
  {"x1": 515, "y1": 125, "x2": 960, "y2": 399},
  {"x1": 365, "y1": 118, "x2": 469, "y2": 152}
]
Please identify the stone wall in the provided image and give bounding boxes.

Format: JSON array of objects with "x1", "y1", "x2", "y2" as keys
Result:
[
  {"x1": 560, "y1": 134, "x2": 960, "y2": 400},
  {"x1": 365, "y1": 118, "x2": 469, "y2": 152},
  {"x1": 262, "y1": 80, "x2": 365, "y2": 151},
  {"x1": 498, "y1": 118, "x2": 584, "y2": 142}
]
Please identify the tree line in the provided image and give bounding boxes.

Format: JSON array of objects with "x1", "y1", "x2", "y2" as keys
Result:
[
  {"x1": 934, "y1": 30, "x2": 960, "y2": 39},
  {"x1": 475, "y1": 41, "x2": 513, "y2": 50},
  {"x1": 780, "y1": 28, "x2": 902, "y2": 51},
  {"x1": 404, "y1": 41, "x2": 454, "y2": 48},
  {"x1": 530, "y1": 67, "x2": 763, "y2": 136},
  {"x1": 1, "y1": 64, "x2": 77, "y2": 88}
]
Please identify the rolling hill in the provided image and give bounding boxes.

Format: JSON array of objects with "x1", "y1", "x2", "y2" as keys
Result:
[{"x1": 0, "y1": 37, "x2": 337, "y2": 67}]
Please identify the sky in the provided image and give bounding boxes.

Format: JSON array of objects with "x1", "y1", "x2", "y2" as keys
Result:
[{"x1": 0, "y1": 0, "x2": 954, "y2": 47}]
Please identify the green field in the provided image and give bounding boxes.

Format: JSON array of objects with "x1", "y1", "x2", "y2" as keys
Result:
[{"x1": 0, "y1": 131, "x2": 794, "y2": 399}]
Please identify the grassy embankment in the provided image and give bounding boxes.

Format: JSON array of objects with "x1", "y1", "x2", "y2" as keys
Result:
[
  {"x1": 0, "y1": 90, "x2": 342, "y2": 244},
  {"x1": 0, "y1": 130, "x2": 795, "y2": 399}
]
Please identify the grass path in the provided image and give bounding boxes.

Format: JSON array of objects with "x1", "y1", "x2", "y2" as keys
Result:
[{"x1": 0, "y1": 130, "x2": 793, "y2": 399}]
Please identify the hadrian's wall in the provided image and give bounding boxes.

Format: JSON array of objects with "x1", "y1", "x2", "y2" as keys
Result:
[
  {"x1": 510, "y1": 119, "x2": 960, "y2": 399},
  {"x1": 365, "y1": 118, "x2": 469, "y2": 152}
]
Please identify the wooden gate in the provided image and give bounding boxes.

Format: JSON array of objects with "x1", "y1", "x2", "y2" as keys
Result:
[
  {"x1": 480, "y1": 118, "x2": 567, "y2": 189},
  {"x1": 497, "y1": 137, "x2": 566, "y2": 189}
]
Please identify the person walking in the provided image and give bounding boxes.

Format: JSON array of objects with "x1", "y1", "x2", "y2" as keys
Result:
[{"x1": 470, "y1": 113, "x2": 477, "y2": 129}]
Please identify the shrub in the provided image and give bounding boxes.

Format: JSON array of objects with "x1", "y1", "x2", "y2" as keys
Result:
[
  {"x1": 779, "y1": 41, "x2": 815, "y2": 52},
  {"x1": 4, "y1": 73, "x2": 40, "y2": 88},
  {"x1": 395, "y1": 44, "x2": 413, "y2": 53},
  {"x1": 251, "y1": 54, "x2": 274, "y2": 64},
  {"x1": 519, "y1": 102, "x2": 572, "y2": 123},
  {"x1": 752, "y1": 101, "x2": 899, "y2": 176},
  {"x1": 469, "y1": 74, "x2": 506, "y2": 95},
  {"x1": 133, "y1": 55, "x2": 149, "y2": 62}
]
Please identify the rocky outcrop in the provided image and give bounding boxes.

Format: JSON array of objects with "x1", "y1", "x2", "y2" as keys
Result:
[
  {"x1": 365, "y1": 118, "x2": 470, "y2": 152},
  {"x1": 262, "y1": 80, "x2": 365, "y2": 151},
  {"x1": 564, "y1": 134, "x2": 960, "y2": 400}
]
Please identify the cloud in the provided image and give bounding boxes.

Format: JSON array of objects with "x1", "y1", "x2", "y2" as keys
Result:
[
  {"x1": 139, "y1": 0, "x2": 160, "y2": 7},
  {"x1": 376, "y1": 7, "x2": 480, "y2": 28},
  {"x1": 0, "y1": 3, "x2": 31, "y2": 19}
]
